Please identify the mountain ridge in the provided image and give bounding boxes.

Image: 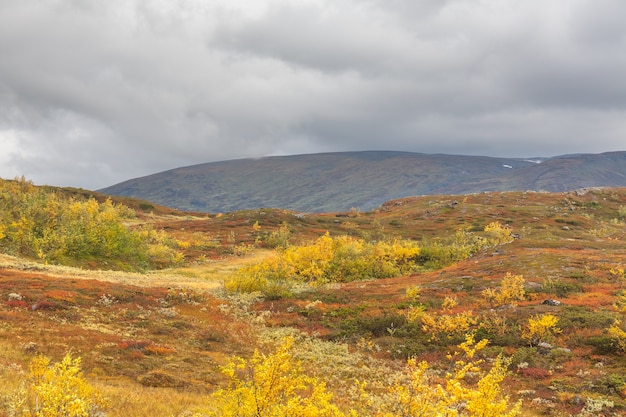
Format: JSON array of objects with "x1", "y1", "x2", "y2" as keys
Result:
[{"x1": 100, "y1": 150, "x2": 626, "y2": 213}]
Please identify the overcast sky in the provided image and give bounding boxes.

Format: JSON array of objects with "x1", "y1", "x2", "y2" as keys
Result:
[{"x1": 1, "y1": 0, "x2": 625, "y2": 189}]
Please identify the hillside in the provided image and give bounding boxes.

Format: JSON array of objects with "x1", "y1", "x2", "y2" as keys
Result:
[
  {"x1": 99, "y1": 150, "x2": 626, "y2": 213},
  {"x1": 1, "y1": 180, "x2": 626, "y2": 416}
]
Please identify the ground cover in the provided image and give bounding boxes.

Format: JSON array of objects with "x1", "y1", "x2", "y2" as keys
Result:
[{"x1": 1, "y1": 184, "x2": 625, "y2": 415}]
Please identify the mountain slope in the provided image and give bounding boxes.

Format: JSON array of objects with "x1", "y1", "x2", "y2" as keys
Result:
[{"x1": 100, "y1": 151, "x2": 626, "y2": 213}]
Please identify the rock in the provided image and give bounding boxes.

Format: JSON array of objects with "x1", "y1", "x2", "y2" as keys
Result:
[
  {"x1": 8, "y1": 293, "x2": 23, "y2": 301},
  {"x1": 542, "y1": 299, "x2": 561, "y2": 306},
  {"x1": 537, "y1": 342, "x2": 553, "y2": 350},
  {"x1": 570, "y1": 395, "x2": 585, "y2": 406},
  {"x1": 21, "y1": 342, "x2": 38, "y2": 353}
]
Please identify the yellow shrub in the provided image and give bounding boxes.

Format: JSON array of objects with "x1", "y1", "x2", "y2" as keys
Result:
[
  {"x1": 484, "y1": 221, "x2": 514, "y2": 245},
  {"x1": 204, "y1": 337, "x2": 348, "y2": 416},
  {"x1": 406, "y1": 305, "x2": 426, "y2": 322},
  {"x1": 482, "y1": 273, "x2": 526, "y2": 307},
  {"x1": 381, "y1": 334, "x2": 521, "y2": 417},
  {"x1": 607, "y1": 319, "x2": 626, "y2": 352},
  {"x1": 20, "y1": 353, "x2": 107, "y2": 417},
  {"x1": 405, "y1": 285, "x2": 421, "y2": 301},
  {"x1": 609, "y1": 266, "x2": 625, "y2": 283},
  {"x1": 421, "y1": 311, "x2": 477, "y2": 339},
  {"x1": 227, "y1": 233, "x2": 421, "y2": 296},
  {"x1": 442, "y1": 296, "x2": 458, "y2": 311},
  {"x1": 614, "y1": 291, "x2": 626, "y2": 314},
  {"x1": 521, "y1": 314, "x2": 561, "y2": 345}
]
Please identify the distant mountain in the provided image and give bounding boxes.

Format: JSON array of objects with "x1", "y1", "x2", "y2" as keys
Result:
[{"x1": 99, "y1": 151, "x2": 626, "y2": 213}]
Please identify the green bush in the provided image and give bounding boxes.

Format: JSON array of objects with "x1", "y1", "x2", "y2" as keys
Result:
[
  {"x1": 558, "y1": 306, "x2": 615, "y2": 331},
  {"x1": 0, "y1": 177, "x2": 183, "y2": 270},
  {"x1": 541, "y1": 277, "x2": 583, "y2": 297}
]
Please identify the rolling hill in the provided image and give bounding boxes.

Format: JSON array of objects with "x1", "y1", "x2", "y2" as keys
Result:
[
  {"x1": 2, "y1": 180, "x2": 626, "y2": 416},
  {"x1": 101, "y1": 150, "x2": 626, "y2": 213},
  {"x1": 3, "y1": 176, "x2": 626, "y2": 415}
]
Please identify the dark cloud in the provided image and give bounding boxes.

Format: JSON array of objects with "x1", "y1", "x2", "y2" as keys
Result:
[{"x1": 0, "y1": 0, "x2": 624, "y2": 189}]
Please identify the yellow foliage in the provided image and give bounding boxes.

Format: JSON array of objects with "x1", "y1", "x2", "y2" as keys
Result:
[
  {"x1": 176, "y1": 239, "x2": 191, "y2": 249},
  {"x1": 380, "y1": 334, "x2": 521, "y2": 417},
  {"x1": 0, "y1": 179, "x2": 184, "y2": 270},
  {"x1": 13, "y1": 353, "x2": 107, "y2": 417},
  {"x1": 609, "y1": 266, "x2": 626, "y2": 282},
  {"x1": 442, "y1": 296, "x2": 458, "y2": 311},
  {"x1": 405, "y1": 285, "x2": 421, "y2": 301},
  {"x1": 205, "y1": 337, "x2": 347, "y2": 416},
  {"x1": 607, "y1": 319, "x2": 626, "y2": 352},
  {"x1": 406, "y1": 305, "x2": 426, "y2": 322},
  {"x1": 226, "y1": 233, "x2": 421, "y2": 295},
  {"x1": 421, "y1": 311, "x2": 477, "y2": 339},
  {"x1": 481, "y1": 273, "x2": 526, "y2": 307},
  {"x1": 479, "y1": 311, "x2": 510, "y2": 336},
  {"x1": 614, "y1": 291, "x2": 626, "y2": 314},
  {"x1": 484, "y1": 221, "x2": 514, "y2": 245},
  {"x1": 521, "y1": 314, "x2": 561, "y2": 345}
]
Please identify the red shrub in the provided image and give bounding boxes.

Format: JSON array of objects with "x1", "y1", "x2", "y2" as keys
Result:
[
  {"x1": 519, "y1": 367, "x2": 551, "y2": 379},
  {"x1": 5, "y1": 300, "x2": 28, "y2": 309}
]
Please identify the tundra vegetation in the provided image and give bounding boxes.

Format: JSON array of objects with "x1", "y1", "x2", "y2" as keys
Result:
[
  {"x1": 0, "y1": 177, "x2": 185, "y2": 270},
  {"x1": 1, "y1": 177, "x2": 626, "y2": 416}
]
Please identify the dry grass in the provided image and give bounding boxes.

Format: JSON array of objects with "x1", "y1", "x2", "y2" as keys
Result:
[{"x1": 0, "y1": 251, "x2": 275, "y2": 291}]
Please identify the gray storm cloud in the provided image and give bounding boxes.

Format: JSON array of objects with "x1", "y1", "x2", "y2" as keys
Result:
[{"x1": 1, "y1": 0, "x2": 625, "y2": 189}]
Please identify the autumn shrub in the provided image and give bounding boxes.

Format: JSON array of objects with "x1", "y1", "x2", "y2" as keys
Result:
[
  {"x1": 256, "y1": 221, "x2": 291, "y2": 249},
  {"x1": 484, "y1": 221, "x2": 514, "y2": 245},
  {"x1": 416, "y1": 224, "x2": 512, "y2": 270},
  {"x1": 521, "y1": 314, "x2": 561, "y2": 346},
  {"x1": 199, "y1": 336, "x2": 347, "y2": 416},
  {"x1": 399, "y1": 285, "x2": 418, "y2": 301},
  {"x1": 225, "y1": 233, "x2": 421, "y2": 297},
  {"x1": 475, "y1": 313, "x2": 523, "y2": 348},
  {"x1": 609, "y1": 266, "x2": 626, "y2": 285},
  {"x1": 482, "y1": 273, "x2": 526, "y2": 307},
  {"x1": 6, "y1": 352, "x2": 107, "y2": 417},
  {"x1": 0, "y1": 177, "x2": 183, "y2": 270},
  {"x1": 416, "y1": 234, "x2": 478, "y2": 269},
  {"x1": 606, "y1": 319, "x2": 626, "y2": 353},
  {"x1": 223, "y1": 254, "x2": 293, "y2": 297},
  {"x1": 419, "y1": 311, "x2": 478, "y2": 341},
  {"x1": 373, "y1": 333, "x2": 521, "y2": 417},
  {"x1": 228, "y1": 222, "x2": 517, "y2": 296}
]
